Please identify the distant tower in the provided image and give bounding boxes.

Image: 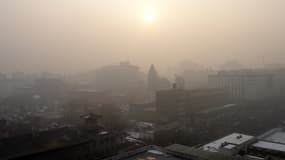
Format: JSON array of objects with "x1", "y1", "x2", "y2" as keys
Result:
[
  {"x1": 175, "y1": 74, "x2": 185, "y2": 90},
  {"x1": 147, "y1": 64, "x2": 159, "y2": 91}
]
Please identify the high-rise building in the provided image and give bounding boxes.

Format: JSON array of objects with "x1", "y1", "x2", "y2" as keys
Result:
[
  {"x1": 147, "y1": 64, "x2": 171, "y2": 93},
  {"x1": 147, "y1": 64, "x2": 159, "y2": 91},
  {"x1": 174, "y1": 75, "x2": 185, "y2": 90}
]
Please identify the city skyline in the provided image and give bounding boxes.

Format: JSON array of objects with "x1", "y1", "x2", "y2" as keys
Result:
[{"x1": 1, "y1": 0, "x2": 285, "y2": 73}]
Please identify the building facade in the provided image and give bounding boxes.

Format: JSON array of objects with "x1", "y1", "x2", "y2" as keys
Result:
[
  {"x1": 156, "y1": 88, "x2": 228, "y2": 122},
  {"x1": 208, "y1": 69, "x2": 285, "y2": 101}
]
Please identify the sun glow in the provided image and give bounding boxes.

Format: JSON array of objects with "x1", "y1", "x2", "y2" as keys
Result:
[{"x1": 143, "y1": 9, "x2": 156, "y2": 24}]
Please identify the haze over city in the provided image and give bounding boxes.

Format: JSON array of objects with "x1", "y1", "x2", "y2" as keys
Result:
[
  {"x1": 1, "y1": 0, "x2": 285, "y2": 73},
  {"x1": 3, "y1": 1, "x2": 285, "y2": 160}
]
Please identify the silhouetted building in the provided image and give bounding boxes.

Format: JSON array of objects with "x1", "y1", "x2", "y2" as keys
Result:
[
  {"x1": 147, "y1": 64, "x2": 159, "y2": 91},
  {"x1": 156, "y1": 88, "x2": 228, "y2": 122},
  {"x1": 147, "y1": 64, "x2": 171, "y2": 93},
  {"x1": 34, "y1": 78, "x2": 67, "y2": 104},
  {"x1": 95, "y1": 62, "x2": 144, "y2": 93},
  {"x1": 174, "y1": 75, "x2": 185, "y2": 90},
  {"x1": 70, "y1": 90, "x2": 113, "y2": 105},
  {"x1": 208, "y1": 69, "x2": 285, "y2": 101},
  {"x1": 129, "y1": 103, "x2": 156, "y2": 122},
  {"x1": 0, "y1": 126, "x2": 127, "y2": 160},
  {"x1": 64, "y1": 90, "x2": 113, "y2": 124},
  {"x1": 181, "y1": 69, "x2": 214, "y2": 90},
  {"x1": 0, "y1": 73, "x2": 31, "y2": 101}
]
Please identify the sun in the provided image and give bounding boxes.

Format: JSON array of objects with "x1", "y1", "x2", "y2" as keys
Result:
[{"x1": 143, "y1": 10, "x2": 156, "y2": 24}]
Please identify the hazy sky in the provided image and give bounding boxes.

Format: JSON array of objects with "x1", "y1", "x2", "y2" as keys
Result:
[{"x1": 1, "y1": 0, "x2": 285, "y2": 73}]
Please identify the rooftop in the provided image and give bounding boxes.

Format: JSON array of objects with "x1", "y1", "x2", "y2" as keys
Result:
[
  {"x1": 104, "y1": 144, "x2": 240, "y2": 160},
  {"x1": 251, "y1": 141, "x2": 285, "y2": 152},
  {"x1": 258, "y1": 128, "x2": 285, "y2": 144},
  {"x1": 199, "y1": 104, "x2": 237, "y2": 114},
  {"x1": 0, "y1": 127, "x2": 86, "y2": 159},
  {"x1": 166, "y1": 144, "x2": 239, "y2": 160},
  {"x1": 202, "y1": 133, "x2": 254, "y2": 152},
  {"x1": 214, "y1": 70, "x2": 275, "y2": 76},
  {"x1": 103, "y1": 146, "x2": 186, "y2": 160},
  {"x1": 250, "y1": 128, "x2": 285, "y2": 153},
  {"x1": 122, "y1": 149, "x2": 181, "y2": 160}
]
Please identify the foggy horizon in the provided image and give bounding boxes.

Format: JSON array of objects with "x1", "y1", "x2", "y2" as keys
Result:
[
  {"x1": 3, "y1": 1, "x2": 285, "y2": 160},
  {"x1": 1, "y1": 0, "x2": 285, "y2": 73}
]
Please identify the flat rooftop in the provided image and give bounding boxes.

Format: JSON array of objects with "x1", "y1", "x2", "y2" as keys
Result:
[
  {"x1": 166, "y1": 144, "x2": 238, "y2": 160},
  {"x1": 251, "y1": 128, "x2": 285, "y2": 153},
  {"x1": 123, "y1": 149, "x2": 181, "y2": 160},
  {"x1": 252, "y1": 141, "x2": 285, "y2": 152},
  {"x1": 202, "y1": 133, "x2": 254, "y2": 152},
  {"x1": 104, "y1": 146, "x2": 186, "y2": 160},
  {"x1": 258, "y1": 128, "x2": 285, "y2": 144},
  {"x1": 105, "y1": 144, "x2": 239, "y2": 160}
]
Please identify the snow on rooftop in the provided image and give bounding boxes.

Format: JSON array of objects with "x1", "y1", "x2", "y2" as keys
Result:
[
  {"x1": 203, "y1": 133, "x2": 254, "y2": 152},
  {"x1": 252, "y1": 141, "x2": 285, "y2": 152}
]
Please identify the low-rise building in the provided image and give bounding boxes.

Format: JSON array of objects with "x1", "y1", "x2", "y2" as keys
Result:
[
  {"x1": 129, "y1": 103, "x2": 156, "y2": 122},
  {"x1": 202, "y1": 127, "x2": 285, "y2": 160},
  {"x1": 104, "y1": 144, "x2": 238, "y2": 160},
  {"x1": 249, "y1": 128, "x2": 285, "y2": 159},
  {"x1": 202, "y1": 133, "x2": 255, "y2": 155},
  {"x1": 0, "y1": 126, "x2": 127, "y2": 160}
]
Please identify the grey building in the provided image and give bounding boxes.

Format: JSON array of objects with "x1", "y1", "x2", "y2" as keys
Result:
[{"x1": 208, "y1": 69, "x2": 285, "y2": 101}]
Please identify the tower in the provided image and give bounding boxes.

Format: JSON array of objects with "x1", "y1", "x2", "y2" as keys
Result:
[{"x1": 147, "y1": 64, "x2": 159, "y2": 91}]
